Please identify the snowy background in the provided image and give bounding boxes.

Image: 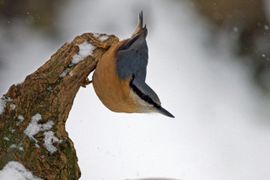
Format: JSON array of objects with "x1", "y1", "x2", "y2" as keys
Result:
[{"x1": 1, "y1": 0, "x2": 270, "y2": 179}]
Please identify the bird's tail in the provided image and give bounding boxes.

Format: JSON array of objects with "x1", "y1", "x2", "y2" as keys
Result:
[{"x1": 132, "y1": 11, "x2": 147, "y2": 38}]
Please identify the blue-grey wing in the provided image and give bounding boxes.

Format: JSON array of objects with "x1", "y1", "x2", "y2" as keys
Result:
[{"x1": 116, "y1": 36, "x2": 148, "y2": 82}]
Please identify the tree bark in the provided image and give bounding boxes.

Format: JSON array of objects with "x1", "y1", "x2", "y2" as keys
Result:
[{"x1": 0, "y1": 33, "x2": 119, "y2": 179}]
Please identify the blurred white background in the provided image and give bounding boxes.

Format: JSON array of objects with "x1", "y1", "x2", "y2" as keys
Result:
[{"x1": 1, "y1": 0, "x2": 270, "y2": 179}]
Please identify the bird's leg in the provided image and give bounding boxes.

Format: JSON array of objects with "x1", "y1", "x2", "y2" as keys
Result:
[{"x1": 81, "y1": 78, "x2": 92, "y2": 88}]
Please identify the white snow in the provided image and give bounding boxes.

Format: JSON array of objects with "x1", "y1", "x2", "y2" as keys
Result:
[
  {"x1": 0, "y1": 96, "x2": 7, "y2": 115},
  {"x1": 47, "y1": 86, "x2": 53, "y2": 92},
  {"x1": 23, "y1": 114, "x2": 61, "y2": 153},
  {"x1": 10, "y1": 103, "x2": 16, "y2": 110},
  {"x1": 99, "y1": 35, "x2": 109, "y2": 41},
  {"x1": 0, "y1": 96, "x2": 14, "y2": 114},
  {"x1": 71, "y1": 41, "x2": 96, "y2": 64},
  {"x1": 43, "y1": 131, "x2": 62, "y2": 154},
  {"x1": 93, "y1": 33, "x2": 100, "y2": 38},
  {"x1": 24, "y1": 114, "x2": 54, "y2": 143},
  {"x1": 9, "y1": 144, "x2": 17, "y2": 149},
  {"x1": 18, "y1": 115, "x2": 24, "y2": 122},
  {"x1": 0, "y1": 161, "x2": 42, "y2": 180},
  {"x1": 59, "y1": 68, "x2": 70, "y2": 78},
  {"x1": 3, "y1": 137, "x2": 10, "y2": 141},
  {"x1": 93, "y1": 33, "x2": 109, "y2": 41},
  {"x1": 16, "y1": 115, "x2": 24, "y2": 126},
  {"x1": 72, "y1": 55, "x2": 83, "y2": 64},
  {"x1": 9, "y1": 144, "x2": 24, "y2": 151}
]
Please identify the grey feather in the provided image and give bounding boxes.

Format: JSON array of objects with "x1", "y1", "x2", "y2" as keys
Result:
[{"x1": 117, "y1": 35, "x2": 148, "y2": 81}]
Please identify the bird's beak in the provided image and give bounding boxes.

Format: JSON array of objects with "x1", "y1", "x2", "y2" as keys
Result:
[
  {"x1": 157, "y1": 106, "x2": 175, "y2": 118},
  {"x1": 132, "y1": 11, "x2": 147, "y2": 38}
]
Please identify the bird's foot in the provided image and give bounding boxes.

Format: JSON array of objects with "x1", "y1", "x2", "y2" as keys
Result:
[{"x1": 81, "y1": 78, "x2": 92, "y2": 88}]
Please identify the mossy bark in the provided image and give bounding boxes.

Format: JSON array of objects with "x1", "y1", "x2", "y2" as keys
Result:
[{"x1": 0, "y1": 33, "x2": 119, "y2": 179}]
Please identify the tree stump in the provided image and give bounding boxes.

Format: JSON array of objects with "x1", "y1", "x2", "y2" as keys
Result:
[{"x1": 0, "y1": 32, "x2": 119, "y2": 179}]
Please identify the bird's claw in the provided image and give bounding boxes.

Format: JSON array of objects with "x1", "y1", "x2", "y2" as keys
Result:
[{"x1": 81, "y1": 78, "x2": 92, "y2": 88}]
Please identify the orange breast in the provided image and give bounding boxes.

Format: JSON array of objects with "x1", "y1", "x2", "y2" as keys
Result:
[{"x1": 93, "y1": 41, "x2": 141, "y2": 113}]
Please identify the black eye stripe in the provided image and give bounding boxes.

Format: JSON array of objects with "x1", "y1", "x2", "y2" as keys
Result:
[{"x1": 130, "y1": 75, "x2": 161, "y2": 109}]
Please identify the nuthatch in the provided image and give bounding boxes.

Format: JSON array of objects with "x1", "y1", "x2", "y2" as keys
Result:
[{"x1": 93, "y1": 11, "x2": 174, "y2": 118}]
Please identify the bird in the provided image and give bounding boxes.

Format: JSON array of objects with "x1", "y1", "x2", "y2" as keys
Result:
[{"x1": 92, "y1": 11, "x2": 174, "y2": 118}]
